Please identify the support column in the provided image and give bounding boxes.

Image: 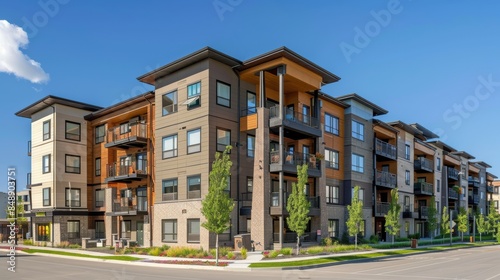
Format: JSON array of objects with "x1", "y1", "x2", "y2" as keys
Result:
[
  {"x1": 259, "y1": 71, "x2": 266, "y2": 108},
  {"x1": 277, "y1": 66, "x2": 286, "y2": 248}
]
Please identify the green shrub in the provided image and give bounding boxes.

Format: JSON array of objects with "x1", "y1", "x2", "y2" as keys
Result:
[
  {"x1": 227, "y1": 251, "x2": 234, "y2": 259},
  {"x1": 322, "y1": 237, "x2": 334, "y2": 246},
  {"x1": 269, "y1": 250, "x2": 280, "y2": 258},
  {"x1": 23, "y1": 239, "x2": 33, "y2": 245},
  {"x1": 166, "y1": 246, "x2": 203, "y2": 257},
  {"x1": 369, "y1": 235, "x2": 380, "y2": 244},
  {"x1": 306, "y1": 246, "x2": 324, "y2": 254},
  {"x1": 149, "y1": 247, "x2": 162, "y2": 256},
  {"x1": 341, "y1": 232, "x2": 350, "y2": 244},
  {"x1": 68, "y1": 244, "x2": 81, "y2": 249},
  {"x1": 280, "y1": 247, "x2": 293, "y2": 255},
  {"x1": 240, "y1": 247, "x2": 247, "y2": 259},
  {"x1": 497, "y1": 224, "x2": 500, "y2": 243},
  {"x1": 218, "y1": 246, "x2": 232, "y2": 257},
  {"x1": 395, "y1": 237, "x2": 410, "y2": 242},
  {"x1": 56, "y1": 241, "x2": 70, "y2": 248},
  {"x1": 109, "y1": 246, "x2": 115, "y2": 250}
]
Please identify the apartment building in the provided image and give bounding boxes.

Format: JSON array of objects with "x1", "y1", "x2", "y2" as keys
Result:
[
  {"x1": 490, "y1": 179, "x2": 500, "y2": 214},
  {"x1": 16, "y1": 96, "x2": 102, "y2": 246}
]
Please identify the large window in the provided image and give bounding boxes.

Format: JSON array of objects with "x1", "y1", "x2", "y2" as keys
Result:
[
  {"x1": 95, "y1": 157, "x2": 101, "y2": 176},
  {"x1": 137, "y1": 187, "x2": 147, "y2": 212},
  {"x1": 187, "y1": 219, "x2": 200, "y2": 243},
  {"x1": 95, "y1": 221, "x2": 105, "y2": 239},
  {"x1": 162, "y1": 134, "x2": 178, "y2": 159},
  {"x1": 186, "y1": 81, "x2": 201, "y2": 108},
  {"x1": 326, "y1": 185, "x2": 339, "y2": 204},
  {"x1": 187, "y1": 175, "x2": 201, "y2": 199},
  {"x1": 37, "y1": 223, "x2": 50, "y2": 241},
  {"x1": 162, "y1": 90, "x2": 178, "y2": 115},
  {"x1": 95, "y1": 189, "x2": 104, "y2": 207},
  {"x1": 187, "y1": 128, "x2": 201, "y2": 154},
  {"x1": 65, "y1": 121, "x2": 81, "y2": 141},
  {"x1": 352, "y1": 154, "x2": 364, "y2": 173},
  {"x1": 95, "y1": 125, "x2": 105, "y2": 144},
  {"x1": 405, "y1": 144, "x2": 411, "y2": 160},
  {"x1": 121, "y1": 220, "x2": 131, "y2": 239},
  {"x1": 247, "y1": 135, "x2": 255, "y2": 157},
  {"x1": 436, "y1": 157, "x2": 441, "y2": 171},
  {"x1": 325, "y1": 113, "x2": 339, "y2": 135},
  {"x1": 405, "y1": 170, "x2": 410, "y2": 185},
  {"x1": 162, "y1": 178, "x2": 178, "y2": 201},
  {"x1": 42, "y1": 154, "x2": 51, "y2": 174},
  {"x1": 325, "y1": 149, "x2": 339, "y2": 169},
  {"x1": 65, "y1": 188, "x2": 81, "y2": 207},
  {"x1": 65, "y1": 154, "x2": 81, "y2": 174},
  {"x1": 43, "y1": 120, "x2": 51, "y2": 140},
  {"x1": 43, "y1": 187, "x2": 51, "y2": 206},
  {"x1": 328, "y1": 219, "x2": 339, "y2": 238},
  {"x1": 67, "y1": 221, "x2": 80, "y2": 239},
  {"x1": 216, "y1": 81, "x2": 231, "y2": 107},
  {"x1": 352, "y1": 120, "x2": 364, "y2": 141},
  {"x1": 162, "y1": 219, "x2": 177, "y2": 242},
  {"x1": 247, "y1": 91, "x2": 257, "y2": 114},
  {"x1": 216, "y1": 128, "x2": 231, "y2": 152}
]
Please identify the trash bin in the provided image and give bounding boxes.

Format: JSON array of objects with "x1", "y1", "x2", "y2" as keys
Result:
[
  {"x1": 470, "y1": 236, "x2": 475, "y2": 243},
  {"x1": 411, "y1": 239, "x2": 418, "y2": 248}
]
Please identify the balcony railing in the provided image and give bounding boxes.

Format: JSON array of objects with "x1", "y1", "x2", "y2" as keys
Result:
[
  {"x1": 414, "y1": 157, "x2": 434, "y2": 173},
  {"x1": 375, "y1": 170, "x2": 397, "y2": 189},
  {"x1": 375, "y1": 202, "x2": 390, "y2": 217},
  {"x1": 105, "y1": 122, "x2": 148, "y2": 148},
  {"x1": 414, "y1": 182, "x2": 433, "y2": 196},
  {"x1": 403, "y1": 204, "x2": 414, "y2": 218},
  {"x1": 106, "y1": 159, "x2": 148, "y2": 182},
  {"x1": 112, "y1": 197, "x2": 147, "y2": 214},
  {"x1": 416, "y1": 206, "x2": 428, "y2": 219},
  {"x1": 468, "y1": 195, "x2": 480, "y2": 205},
  {"x1": 240, "y1": 107, "x2": 257, "y2": 117},
  {"x1": 448, "y1": 188, "x2": 459, "y2": 200},
  {"x1": 447, "y1": 167, "x2": 459, "y2": 180},
  {"x1": 487, "y1": 186, "x2": 494, "y2": 193},
  {"x1": 270, "y1": 192, "x2": 319, "y2": 214},
  {"x1": 468, "y1": 177, "x2": 480, "y2": 188},
  {"x1": 375, "y1": 138, "x2": 397, "y2": 160},
  {"x1": 270, "y1": 150, "x2": 321, "y2": 176},
  {"x1": 270, "y1": 106, "x2": 319, "y2": 128},
  {"x1": 28, "y1": 140, "x2": 31, "y2": 156}
]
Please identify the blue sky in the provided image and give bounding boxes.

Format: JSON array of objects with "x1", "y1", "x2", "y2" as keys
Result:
[{"x1": 1, "y1": 0, "x2": 500, "y2": 193}]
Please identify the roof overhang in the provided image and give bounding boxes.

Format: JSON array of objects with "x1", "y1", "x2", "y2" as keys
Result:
[
  {"x1": 84, "y1": 91, "x2": 154, "y2": 121},
  {"x1": 15, "y1": 95, "x2": 102, "y2": 118},
  {"x1": 337, "y1": 93, "x2": 388, "y2": 116},
  {"x1": 411, "y1": 123, "x2": 439, "y2": 139},
  {"x1": 452, "y1": 151, "x2": 475, "y2": 160},
  {"x1": 387, "y1": 120, "x2": 424, "y2": 139}
]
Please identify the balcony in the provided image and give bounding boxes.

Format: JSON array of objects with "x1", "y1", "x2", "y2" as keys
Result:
[
  {"x1": 468, "y1": 177, "x2": 480, "y2": 188},
  {"x1": 269, "y1": 106, "x2": 321, "y2": 139},
  {"x1": 402, "y1": 204, "x2": 414, "y2": 218},
  {"x1": 270, "y1": 150, "x2": 321, "y2": 178},
  {"x1": 416, "y1": 206, "x2": 428, "y2": 220},
  {"x1": 27, "y1": 140, "x2": 31, "y2": 156},
  {"x1": 269, "y1": 192, "x2": 319, "y2": 216},
  {"x1": 109, "y1": 197, "x2": 147, "y2": 216},
  {"x1": 375, "y1": 138, "x2": 397, "y2": 160},
  {"x1": 487, "y1": 186, "x2": 494, "y2": 193},
  {"x1": 414, "y1": 157, "x2": 434, "y2": 173},
  {"x1": 447, "y1": 167, "x2": 460, "y2": 181},
  {"x1": 374, "y1": 202, "x2": 390, "y2": 217},
  {"x1": 448, "y1": 188, "x2": 459, "y2": 200},
  {"x1": 105, "y1": 122, "x2": 148, "y2": 149},
  {"x1": 375, "y1": 170, "x2": 397, "y2": 189},
  {"x1": 468, "y1": 195, "x2": 480, "y2": 205},
  {"x1": 105, "y1": 159, "x2": 148, "y2": 183},
  {"x1": 414, "y1": 182, "x2": 433, "y2": 196}
]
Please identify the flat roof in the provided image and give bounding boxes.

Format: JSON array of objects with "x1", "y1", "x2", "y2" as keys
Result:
[
  {"x1": 85, "y1": 91, "x2": 154, "y2": 121},
  {"x1": 15, "y1": 95, "x2": 102, "y2": 118},
  {"x1": 337, "y1": 93, "x2": 388, "y2": 116}
]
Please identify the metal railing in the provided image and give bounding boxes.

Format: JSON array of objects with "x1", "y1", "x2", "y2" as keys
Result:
[
  {"x1": 240, "y1": 107, "x2": 257, "y2": 117},
  {"x1": 113, "y1": 197, "x2": 137, "y2": 213},
  {"x1": 107, "y1": 159, "x2": 148, "y2": 178},
  {"x1": 414, "y1": 182, "x2": 434, "y2": 195},
  {"x1": 375, "y1": 170, "x2": 397, "y2": 188},
  {"x1": 403, "y1": 204, "x2": 413, "y2": 218},
  {"x1": 106, "y1": 122, "x2": 147, "y2": 144},
  {"x1": 270, "y1": 150, "x2": 320, "y2": 171},
  {"x1": 414, "y1": 157, "x2": 433, "y2": 172},
  {"x1": 448, "y1": 188, "x2": 459, "y2": 200},
  {"x1": 468, "y1": 176, "x2": 480, "y2": 187},
  {"x1": 375, "y1": 202, "x2": 390, "y2": 216},
  {"x1": 269, "y1": 106, "x2": 319, "y2": 128},
  {"x1": 417, "y1": 206, "x2": 428, "y2": 219},
  {"x1": 375, "y1": 138, "x2": 397, "y2": 159},
  {"x1": 447, "y1": 167, "x2": 459, "y2": 180},
  {"x1": 468, "y1": 195, "x2": 480, "y2": 204}
]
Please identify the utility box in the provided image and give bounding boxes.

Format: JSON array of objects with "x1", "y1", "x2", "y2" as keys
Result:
[
  {"x1": 234, "y1": 234, "x2": 251, "y2": 251},
  {"x1": 411, "y1": 239, "x2": 418, "y2": 248}
]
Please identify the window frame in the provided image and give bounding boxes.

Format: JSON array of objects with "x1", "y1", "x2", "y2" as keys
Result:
[
  {"x1": 187, "y1": 81, "x2": 201, "y2": 109},
  {"x1": 216, "y1": 128, "x2": 231, "y2": 152},
  {"x1": 325, "y1": 148, "x2": 339, "y2": 169},
  {"x1": 43, "y1": 120, "x2": 51, "y2": 141},
  {"x1": 216, "y1": 80, "x2": 231, "y2": 108},
  {"x1": 405, "y1": 170, "x2": 410, "y2": 185},
  {"x1": 405, "y1": 144, "x2": 411, "y2": 160},
  {"x1": 328, "y1": 219, "x2": 339, "y2": 238},
  {"x1": 162, "y1": 219, "x2": 178, "y2": 242},
  {"x1": 187, "y1": 175, "x2": 201, "y2": 199},
  {"x1": 43, "y1": 187, "x2": 51, "y2": 206},
  {"x1": 65, "y1": 154, "x2": 81, "y2": 174},
  {"x1": 162, "y1": 90, "x2": 178, "y2": 116},
  {"x1": 95, "y1": 157, "x2": 101, "y2": 176},
  {"x1": 247, "y1": 91, "x2": 257, "y2": 114},
  {"x1": 42, "y1": 154, "x2": 51, "y2": 174},
  {"x1": 324, "y1": 113, "x2": 339, "y2": 135},
  {"x1": 65, "y1": 188, "x2": 81, "y2": 207},
  {"x1": 162, "y1": 178, "x2": 178, "y2": 201},
  {"x1": 187, "y1": 128, "x2": 201, "y2": 154},
  {"x1": 95, "y1": 189, "x2": 105, "y2": 208},
  {"x1": 246, "y1": 177, "x2": 253, "y2": 193},
  {"x1": 67, "y1": 220, "x2": 80, "y2": 239},
  {"x1": 352, "y1": 120, "x2": 364, "y2": 141},
  {"x1": 95, "y1": 220, "x2": 105, "y2": 239},
  {"x1": 187, "y1": 218, "x2": 200, "y2": 243},
  {"x1": 247, "y1": 134, "x2": 255, "y2": 157},
  {"x1": 65, "y1": 121, "x2": 81, "y2": 141},
  {"x1": 352, "y1": 153, "x2": 364, "y2": 173},
  {"x1": 95, "y1": 124, "x2": 105, "y2": 144},
  {"x1": 326, "y1": 185, "x2": 339, "y2": 204},
  {"x1": 162, "y1": 134, "x2": 178, "y2": 159}
]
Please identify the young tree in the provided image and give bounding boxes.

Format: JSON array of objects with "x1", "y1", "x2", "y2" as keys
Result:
[
  {"x1": 286, "y1": 164, "x2": 311, "y2": 255},
  {"x1": 347, "y1": 186, "x2": 363, "y2": 249},
  {"x1": 441, "y1": 206, "x2": 450, "y2": 237},
  {"x1": 427, "y1": 197, "x2": 438, "y2": 242},
  {"x1": 457, "y1": 207, "x2": 468, "y2": 242},
  {"x1": 476, "y1": 214, "x2": 487, "y2": 242},
  {"x1": 201, "y1": 146, "x2": 234, "y2": 265},
  {"x1": 384, "y1": 188, "x2": 401, "y2": 244},
  {"x1": 487, "y1": 200, "x2": 500, "y2": 236}
]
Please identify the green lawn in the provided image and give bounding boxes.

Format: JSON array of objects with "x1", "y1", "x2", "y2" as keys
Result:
[{"x1": 22, "y1": 249, "x2": 141, "y2": 261}]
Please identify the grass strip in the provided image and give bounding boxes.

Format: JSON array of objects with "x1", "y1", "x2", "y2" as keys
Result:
[{"x1": 22, "y1": 249, "x2": 141, "y2": 261}]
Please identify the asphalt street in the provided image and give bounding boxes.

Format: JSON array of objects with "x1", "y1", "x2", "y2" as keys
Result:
[{"x1": 2, "y1": 245, "x2": 499, "y2": 280}]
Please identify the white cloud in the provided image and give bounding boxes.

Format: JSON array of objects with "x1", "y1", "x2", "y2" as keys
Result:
[{"x1": 0, "y1": 20, "x2": 49, "y2": 83}]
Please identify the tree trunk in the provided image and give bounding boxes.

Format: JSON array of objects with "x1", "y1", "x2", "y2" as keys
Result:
[
  {"x1": 296, "y1": 235, "x2": 300, "y2": 256},
  {"x1": 216, "y1": 234, "x2": 219, "y2": 266},
  {"x1": 354, "y1": 234, "x2": 358, "y2": 249},
  {"x1": 480, "y1": 233, "x2": 482, "y2": 242},
  {"x1": 392, "y1": 234, "x2": 394, "y2": 244}
]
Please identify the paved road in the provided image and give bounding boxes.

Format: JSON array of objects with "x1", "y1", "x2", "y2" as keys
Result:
[{"x1": 2, "y1": 245, "x2": 499, "y2": 280}]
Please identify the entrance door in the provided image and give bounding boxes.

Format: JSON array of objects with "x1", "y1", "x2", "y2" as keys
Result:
[{"x1": 137, "y1": 221, "x2": 144, "y2": 246}]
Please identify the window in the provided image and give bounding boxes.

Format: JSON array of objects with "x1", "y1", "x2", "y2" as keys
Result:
[
  {"x1": 95, "y1": 220, "x2": 105, "y2": 239},
  {"x1": 187, "y1": 128, "x2": 201, "y2": 154},
  {"x1": 121, "y1": 220, "x2": 131, "y2": 238},
  {"x1": 95, "y1": 125, "x2": 105, "y2": 144},
  {"x1": 359, "y1": 188, "x2": 364, "y2": 203},
  {"x1": 42, "y1": 154, "x2": 51, "y2": 174},
  {"x1": 162, "y1": 178, "x2": 178, "y2": 201},
  {"x1": 352, "y1": 120, "x2": 364, "y2": 141},
  {"x1": 95, "y1": 189, "x2": 104, "y2": 207},
  {"x1": 404, "y1": 195, "x2": 410, "y2": 212},
  {"x1": 43, "y1": 120, "x2": 50, "y2": 140},
  {"x1": 326, "y1": 185, "x2": 339, "y2": 204},
  {"x1": 494, "y1": 200, "x2": 499, "y2": 209},
  {"x1": 325, "y1": 113, "x2": 339, "y2": 135},
  {"x1": 247, "y1": 177, "x2": 253, "y2": 193},
  {"x1": 187, "y1": 219, "x2": 200, "y2": 243},
  {"x1": 328, "y1": 219, "x2": 339, "y2": 238},
  {"x1": 162, "y1": 134, "x2": 178, "y2": 159},
  {"x1": 247, "y1": 135, "x2": 255, "y2": 157},
  {"x1": 437, "y1": 179, "x2": 440, "y2": 192},
  {"x1": 43, "y1": 188, "x2": 51, "y2": 206},
  {"x1": 95, "y1": 157, "x2": 101, "y2": 176},
  {"x1": 162, "y1": 90, "x2": 178, "y2": 115},
  {"x1": 302, "y1": 105, "x2": 310, "y2": 124},
  {"x1": 216, "y1": 128, "x2": 231, "y2": 152},
  {"x1": 216, "y1": 81, "x2": 231, "y2": 107},
  {"x1": 246, "y1": 218, "x2": 251, "y2": 233},
  {"x1": 65, "y1": 188, "x2": 81, "y2": 207},
  {"x1": 437, "y1": 157, "x2": 441, "y2": 171},
  {"x1": 65, "y1": 154, "x2": 81, "y2": 174},
  {"x1": 65, "y1": 121, "x2": 81, "y2": 141},
  {"x1": 247, "y1": 91, "x2": 257, "y2": 114},
  {"x1": 187, "y1": 175, "x2": 201, "y2": 199},
  {"x1": 137, "y1": 188, "x2": 147, "y2": 212},
  {"x1": 405, "y1": 170, "x2": 410, "y2": 185},
  {"x1": 67, "y1": 221, "x2": 80, "y2": 239},
  {"x1": 120, "y1": 122, "x2": 130, "y2": 134},
  {"x1": 405, "y1": 144, "x2": 411, "y2": 160},
  {"x1": 352, "y1": 154, "x2": 364, "y2": 173},
  {"x1": 325, "y1": 149, "x2": 339, "y2": 169},
  {"x1": 162, "y1": 219, "x2": 177, "y2": 242},
  {"x1": 186, "y1": 82, "x2": 201, "y2": 108},
  {"x1": 37, "y1": 223, "x2": 50, "y2": 241}
]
